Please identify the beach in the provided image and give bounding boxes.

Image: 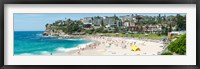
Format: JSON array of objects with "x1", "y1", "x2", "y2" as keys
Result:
[
  {"x1": 17, "y1": 35, "x2": 165, "y2": 56},
  {"x1": 24, "y1": 35, "x2": 165, "y2": 56}
]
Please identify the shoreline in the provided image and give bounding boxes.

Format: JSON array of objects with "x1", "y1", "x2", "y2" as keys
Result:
[{"x1": 16, "y1": 35, "x2": 166, "y2": 56}]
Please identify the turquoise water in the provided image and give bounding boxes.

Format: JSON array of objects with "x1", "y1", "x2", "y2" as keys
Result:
[{"x1": 14, "y1": 31, "x2": 90, "y2": 55}]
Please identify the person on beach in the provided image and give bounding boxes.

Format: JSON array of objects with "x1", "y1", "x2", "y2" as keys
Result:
[
  {"x1": 81, "y1": 48, "x2": 85, "y2": 51},
  {"x1": 94, "y1": 45, "x2": 97, "y2": 48},
  {"x1": 121, "y1": 41, "x2": 127, "y2": 49},
  {"x1": 130, "y1": 43, "x2": 133, "y2": 46},
  {"x1": 142, "y1": 42, "x2": 145, "y2": 46},
  {"x1": 77, "y1": 50, "x2": 81, "y2": 55},
  {"x1": 122, "y1": 44, "x2": 127, "y2": 49},
  {"x1": 134, "y1": 42, "x2": 136, "y2": 45},
  {"x1": 115, "y1": 44, "x2": 118, "y2": 47}
]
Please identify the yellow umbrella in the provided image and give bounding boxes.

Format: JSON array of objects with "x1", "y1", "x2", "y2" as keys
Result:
[{"x1": 130, "y1": 45, "x2": 140, "y2": 51}]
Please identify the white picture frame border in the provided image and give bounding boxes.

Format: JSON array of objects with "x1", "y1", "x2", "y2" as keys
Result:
[{"x1": 4, "y1": 4, "x2": 196, "y2": 65}]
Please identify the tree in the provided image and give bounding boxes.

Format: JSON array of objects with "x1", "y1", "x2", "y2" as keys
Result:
[
  {"x1": 103, "y1": 29, "x2": 108, "y2": 33},
  {"x1": 176, "y1": 14, "x2": 186, "y2": 31},
  {"x1": 95, "y1": 27, "x2": 104, "y2": 33},
  {"x1": 136, "y1": 16, "x2": 142, "y2": 23},
  {"x1": 169, "y1": 23, "x2": 172, "y2": 32},
  {"x1": 114, "y1": 27, "x2": 119, "y2": 33},
  {"x1": 97, "y1": 16, "x2": 100, "y2": 18},
  {"x1": 85, "y1": 29, "x2": 94, "y2": 34},
  {"x1": 101, "y1": 20, "x2": 105, "y2": 27},
  {"x1": 45, "y1": 24, "x2": 49, "y2": 27},
  {"x1": 113, "y1": 14, "x2": 119, "y2": 20},
  {"x1": 168, "y1": 33, "x2": 186, "y2": 55}
]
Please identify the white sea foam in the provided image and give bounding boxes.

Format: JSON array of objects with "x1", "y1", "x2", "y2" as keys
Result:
[
  {"x1": 40, "y1": 51, "x2": 51, "y2": 55},
  {"x1": 55, "y1": 42, "x2": 94, "y2": 52},
  {"x1": 16, "y1": 51, "x2": 52, "y2": 56},
  {"x1": 64, "y1": 38, "x2": 84, "y2": 41},
  {"x1": 58, "y1": 37, "x2": 63, "y2": 39},
  {"x1": 56, "y1": 47, "x2": 79, "y2": 52},
  {"x1": 36, "y1": 34, "x2": 42, "y2": 36},
  {"x1": 16, "y1": 53, "x2": 34, "y2": 56},
  {"x1": 77, "y1": 42, "x2": 93, "y2": 48}
]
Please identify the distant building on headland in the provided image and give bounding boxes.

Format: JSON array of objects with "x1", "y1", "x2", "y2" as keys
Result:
[{"x1": 80, "y1": 14, "x2": 181, "y2": 33}]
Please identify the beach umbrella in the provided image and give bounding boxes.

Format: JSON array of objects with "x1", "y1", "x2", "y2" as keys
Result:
[{"x1": 130, "y1": 45, "x2": 140, "y2": 51}]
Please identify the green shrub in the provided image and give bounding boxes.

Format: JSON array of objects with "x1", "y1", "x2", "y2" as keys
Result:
[
  {"x1": 85, "y1": 30, "x2": 93, "y2": 34},
  {"x1": 167, "y1": 33, "x2": 186, "y2": 55}
]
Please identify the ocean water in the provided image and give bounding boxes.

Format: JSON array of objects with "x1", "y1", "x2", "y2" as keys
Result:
[{"x1": 14, "y1": 31, "x2": 90, "y2": 55}]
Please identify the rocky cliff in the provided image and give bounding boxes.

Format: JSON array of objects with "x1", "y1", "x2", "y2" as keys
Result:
[{"x1": 43, "y1": 24, "x2": 66, "y2": 37}]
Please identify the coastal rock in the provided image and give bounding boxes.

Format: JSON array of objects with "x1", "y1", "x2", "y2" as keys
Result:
[
  {"x1": 43, "y1": 32, "x2": 48, "y2": 36},
  {"x1": 43, "y1": 24, "x2": 66, "y2": 37}
]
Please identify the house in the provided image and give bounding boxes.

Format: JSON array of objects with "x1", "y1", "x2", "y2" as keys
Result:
[{"x1": 81, "y1": 17, "x2": 93, "y2": 29}]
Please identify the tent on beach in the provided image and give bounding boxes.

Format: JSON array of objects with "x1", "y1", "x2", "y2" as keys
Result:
[{"x1": 130, "y1": 45, "x2": 140, "y2": 51}]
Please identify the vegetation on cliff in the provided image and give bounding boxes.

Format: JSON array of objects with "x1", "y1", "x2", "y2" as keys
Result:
[
  {"x1": 161, "y1": 33, "x2": 186, "y2": 55},
  {"x1": 168, "y1": 33, "x2": 186, "y2": 55}
]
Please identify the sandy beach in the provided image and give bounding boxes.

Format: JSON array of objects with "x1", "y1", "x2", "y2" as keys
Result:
[{"x1": 34, "y1": 35, "x2": 165, "y2": 56}]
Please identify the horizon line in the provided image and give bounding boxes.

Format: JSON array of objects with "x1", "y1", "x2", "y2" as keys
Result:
[{"x1": 14, "y1": 30, "x2": 45, "y2": 31}]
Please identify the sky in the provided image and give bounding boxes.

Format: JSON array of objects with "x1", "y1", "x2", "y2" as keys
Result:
[{"x1": 14, "y1": 13, "x2": 186, "y2": 31}]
